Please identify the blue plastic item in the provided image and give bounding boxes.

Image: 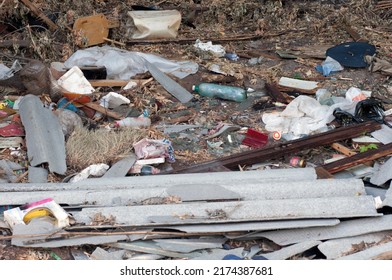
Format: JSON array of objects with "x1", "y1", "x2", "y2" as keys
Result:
[{"x1": 57, "y1": 98, "x2": 78, "y2": 113}]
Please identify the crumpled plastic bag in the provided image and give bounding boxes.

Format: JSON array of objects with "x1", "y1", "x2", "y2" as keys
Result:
[
  {"x1": 70, "y1": 163, "x2": 109, "y2": 183},
  {"x1": 262, "y1": 95, "x2": 357, "y2": 138},
  {"x1": 64, "y1": 46, "x2": 198, "y2": 80},
  {"x1": 133, "y1": 138, "x2": 175, "y2": 162},
  {"x1": 315, "y1": 56, "x2": 344, "y2": 76}
]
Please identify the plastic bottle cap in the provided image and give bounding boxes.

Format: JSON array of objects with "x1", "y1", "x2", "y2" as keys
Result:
[{"x1": 272, "y1": 131, "x2": 281, "y2": 140}]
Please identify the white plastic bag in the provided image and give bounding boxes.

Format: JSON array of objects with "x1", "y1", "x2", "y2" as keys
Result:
[{"x1": 64, "y1": 46, "x2": 198, "y2": 80}]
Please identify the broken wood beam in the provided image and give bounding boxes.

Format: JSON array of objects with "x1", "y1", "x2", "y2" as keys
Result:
[
  {"x1": 320, "y1": 142, "x2": 392, "y2": 174},
  {"x1": 83, "y1": 102, "x2": 123, "y2": 119},
  {"x1": 171, "y1": 121, "x2": 381, "y2": 174},
  {"x1": 265, "y1": 83, "x2": 293, "y2": 104}
]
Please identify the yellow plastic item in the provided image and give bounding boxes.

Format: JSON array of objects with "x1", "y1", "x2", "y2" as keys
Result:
[{"x1": 23, "y1": 208, "x2": 54, "y2": 224}]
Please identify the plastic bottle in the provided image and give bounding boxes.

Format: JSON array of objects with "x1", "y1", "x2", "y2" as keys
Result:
[
  {"x1": 192, "y1": 83, "x2": 247, "y2": 102},
  {"x1": 114, "y1": 116, "x2": 151, "y2": 128}
]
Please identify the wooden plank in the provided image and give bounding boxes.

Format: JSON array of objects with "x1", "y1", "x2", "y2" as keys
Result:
[
  {"x1": 322, "y1": 142, "x2": 392, "y2": 174},
  {"x1": 171, "y1": 121, "x2": 381, "y2": 174},
  {"x1": 265, "y1": 83, "x2": 293, "y2": 104},
  {"x1": 83, "y1": 102, "x2": 123, "y2": 119},
  {"x1": 89, "y1": 80, "x2": 130, "y2": 87},
  {"x1": 331, "y1": 143, "x2": 357, "y2": 156}
]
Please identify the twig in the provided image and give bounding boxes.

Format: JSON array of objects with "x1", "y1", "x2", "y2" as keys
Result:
[{"x1": 0, "y1": 0, "x2": 6, "y2": 9}]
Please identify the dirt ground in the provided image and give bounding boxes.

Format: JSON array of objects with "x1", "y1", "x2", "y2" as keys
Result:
[{"x1": 1, "y1": 0, "x2": 392, "y2": 259}]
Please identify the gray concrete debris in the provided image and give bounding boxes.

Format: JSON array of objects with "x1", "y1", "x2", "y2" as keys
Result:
[
  {"x1": 28, "y1": 166, "x2": 48, "y2": 183},
  {"x1": 318, "y1": 231, "x2": 392, "y2": 259},
  {"x1": 370, "y1": 157, "x2": 392, "y2": 186},
  {"x1": 169, "y1": 219, "x2": 340, "y2": 234},
  {"x1": 146, "y1": 61, "x2": 193, "y2": 103},
  {"x1": 0, "y1": 137, "x2": 24, "y2": 149},
  {"x1": 103, "y1": 154, "x2": 136, "y2": 178},
  {"x1": 11, "y1": 218, "x2": 129, "y2": 248},
  {"x1": 153, "y1": 238, "x2": 226, "y2": 253},
  {"x1": 0, "y1": 178, "x2": 365, "y2": 206},
  {"x1": 157, "y1": 124, "x2": 200, "y2": 134},
  {"x1": 0, "y1": 168, "x2": 318, "y2": 192},
  {"x1": 260, "y1": 240, "x2": 321, "y2": 260},
  {"x1": 258, "y1": 215, "x2": 392, "y2": 246},
  {"x1": 191, "y1": 247, "x2": 245, "y2": 260},
  {"x1": 0, "y1": 159, "x2": 23, "y2": 183},
  {"x1": 71, "y1": 249, "x2": 90, "y2": 260},
  {"x1": 337, "y1": 240, "x2": 392, "y2": 260},
  {"x1": 109, "y1": 241, "x2": 201, "y2": 259},
  {"x1": 19, "y1": 94, "x2": 67, "y2": 175},
  {"x1": 371, "y1": 124, "x2": 392, "y2": 144},
  {"x1": 124, "y1": 253, "x2": 164, "y2": 260},
  {"x1": 365, "y1": 186, "x2": 387, "y2": 200},
  {"x1": 72, "y1": 196, "x2": 379, "y2": 227},
  {"x1": 90, "y1": 247, "x2": 126, "y2": 260},
  {"x1": 382, "y1": 182, "x2": 392, "y2": 208}
]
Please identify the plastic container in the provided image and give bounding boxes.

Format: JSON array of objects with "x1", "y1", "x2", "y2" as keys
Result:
[
  {"x1": 192, "y1": 83, "x2": 247, "y2": 102},
  {"x1": 114, "y1": 117, "x2": 151, "y2": 128}
]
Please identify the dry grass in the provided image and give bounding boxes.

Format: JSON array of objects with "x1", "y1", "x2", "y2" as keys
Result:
[{"x1": 66, "y1": 127, "x2": 148, "y2": 170}]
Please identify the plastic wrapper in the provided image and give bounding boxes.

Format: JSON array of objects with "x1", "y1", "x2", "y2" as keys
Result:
[
  {"x1": 126, "y1": 10, "x2": 181, "y2": 39},
  {"x1": 64, "y1": 46, "x2": 198, "y2": 80}
]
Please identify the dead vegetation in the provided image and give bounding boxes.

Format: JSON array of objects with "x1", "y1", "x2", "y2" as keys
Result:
[{"x1": 66, "y1": 127, "x2": 148, "y2": 170}]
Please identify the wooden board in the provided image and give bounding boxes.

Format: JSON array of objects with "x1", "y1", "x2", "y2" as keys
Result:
[{"x1": 73, "y1": 14, "x2": 119, "y2": 47}]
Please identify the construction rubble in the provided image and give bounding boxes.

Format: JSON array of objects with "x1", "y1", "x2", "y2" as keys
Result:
[{"x1": 0, "y1": 0, "x2": 392, "y2": 260}]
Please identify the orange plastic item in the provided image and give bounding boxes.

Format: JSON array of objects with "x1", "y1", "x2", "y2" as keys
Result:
[{"x1": 62, "y1": 92, "x2": 92, "y2": 104}]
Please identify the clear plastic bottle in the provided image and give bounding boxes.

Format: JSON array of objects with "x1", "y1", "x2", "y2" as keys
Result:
[{"x1": 192, "y1": 83, "x2": 247, "y2": 102}]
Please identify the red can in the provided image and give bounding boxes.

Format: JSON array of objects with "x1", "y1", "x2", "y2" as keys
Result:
[{"x1": 290, "y1": 156, "x2": 307, "y2": 168}]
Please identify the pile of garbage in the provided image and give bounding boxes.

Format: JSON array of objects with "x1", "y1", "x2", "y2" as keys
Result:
[{"x1": 0, "y1": 0, "x2": 392, "y2": 261}]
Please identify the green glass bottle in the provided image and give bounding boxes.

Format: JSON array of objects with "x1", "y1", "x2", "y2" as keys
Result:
[{"x1": 192, "y1": 83, "x2": 247, "y2": 102}]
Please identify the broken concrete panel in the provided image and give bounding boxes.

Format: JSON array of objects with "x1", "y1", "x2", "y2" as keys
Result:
[
  {"x1": 260, "y1": 241, "x2": 321, "y2": 260},
  {"x1": 0, "y1": 168, "x2": 318, "y2": 192},
  {"x1": 19, "y1": 95, "x2": 67, "y2": 175},
  {"x1": 318, "y1": 231, "x2": 392, "y2": 259},
  {"x1": 168, "y1": 219, "x2": 340, "y2": 234},
  {"x1": 153, "y1": 238, "x2": 226, "y2": 253},
  {"x1": 259, "y1": 215, "x2": 392, "y2": 246},
  {"x1": 365, "y1": 186, "x2": 387, "y2": 200},
  {"x1": 370, "y1": 157, "x2": 392, "y2": 186},
  {"x1": 382, "y1": 182, "x2": 392, "y2": 208},
  {"x1": 337, "y1": 240, "x2": 392, "y2": 260},
  {"x1": 90, "y1": 247, "x2": 126, "y2": 260},
  {"x1": 109, "y1": 241, "x2": 200, "y2": 259},
  {"x1": 0, "y1": 178, "x2": 365, "y2": 206},
  {"x1": 11, "y1": 218, "x2": 128, "y2": 248},
  {"x1": 28, "y1": 166, "x2": 48, "y2": 183},
  {"x1": 371, "y1": 124, "x2": 392, "y2": 144},
  {"x1": 72, "y1": 196, "x2": 379, "y2": 227},
  {"x1": 191, "y1": 247, "x2": 244, "y2": 260},
  {"x1": 103, "y1": 154, "x2": 136, "y2": 178},
  {"x1": 124, "y1": 253, "x2": 164, "y2": 260},
  {"x1": 146, "y1": 61, "x2": 193, "y2": 103},
  {"x1": 0, "y1": 137, "x2": 24, "y2": 148},
  {"x1": 0, "y1": 159, "x2": 23, "y2": 183}
]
